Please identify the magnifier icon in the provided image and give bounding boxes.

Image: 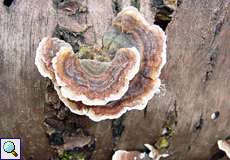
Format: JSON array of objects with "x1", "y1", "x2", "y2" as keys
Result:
[{"x1": 3, "y1": 141, "x2": 18, "y2": 157}]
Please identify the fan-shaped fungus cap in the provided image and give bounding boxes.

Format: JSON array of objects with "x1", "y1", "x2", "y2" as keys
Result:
[
  {"x1": 35, "y1": 6, "x2": 166, "y2": 121},
  {"x1": 35, "y1": 37, "x2": 72, "y2": 79},
  {"x1": 52, "y1": 47, "x2": 140, "y2": 106},
  {"x1": 112, "y1": 6, "x2": 166, "y2": 80},
  {"x1": 218, "y1": 140, "x2": 230, "y2": 158}
]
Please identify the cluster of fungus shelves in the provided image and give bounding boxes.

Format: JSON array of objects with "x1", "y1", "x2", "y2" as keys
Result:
[{"x1": 35, "y1": 6, "x2": 167, "y2": 122}]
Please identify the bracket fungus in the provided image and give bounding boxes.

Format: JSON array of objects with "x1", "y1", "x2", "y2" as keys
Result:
[
  {"x1": 218, "y1": 140, "x2": 230, "y2": 158},
  {"x1": 112, "y1": 144, "x2": 169, "y2": 160},
  {"x1": 112, "y1": 150, "x2": 150, "y2": 160},
  {"x1": 52, "y1": 47, "x2": 140, "y2": 106},
  {"x1": 35, "y1": 37, "x2": 72, "y2": 80},
  {"x1": 35, "y1": 6, "x2": 166, "y2": 121}
]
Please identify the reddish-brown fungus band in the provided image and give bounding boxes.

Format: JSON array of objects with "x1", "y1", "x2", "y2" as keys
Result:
[{"x1": 35, "y1": 6, "x2": 167, "y2": 121}]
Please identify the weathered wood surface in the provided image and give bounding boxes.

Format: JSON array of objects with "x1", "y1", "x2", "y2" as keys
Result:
[
  {"x1": 0, "y1": 0, "x2": 229, "y2": 160},
  {"x1": 0, "y1": 0, "x2": 57, "y2": 159}
]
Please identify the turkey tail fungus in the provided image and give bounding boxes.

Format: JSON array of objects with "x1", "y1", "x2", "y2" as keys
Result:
[
  {"x1": 52, "y1": 47, "x2": 140, "y2": 106},
  {"x1": 35, "y1": 6, "x2": 167, "y2": 121}
]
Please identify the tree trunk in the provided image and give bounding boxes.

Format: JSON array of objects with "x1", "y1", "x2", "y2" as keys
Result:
[{"x1": 0, "y1": 0, "x2": 229, "y2": 160}]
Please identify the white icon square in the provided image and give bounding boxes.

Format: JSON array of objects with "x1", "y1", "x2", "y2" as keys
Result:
[{"x1": 0, "y1": 138, "x2": 21, "y2": 160}]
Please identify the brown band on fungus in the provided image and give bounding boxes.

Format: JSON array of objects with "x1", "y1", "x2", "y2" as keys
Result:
[
  {"x1": 53, "y1": 78, "x2": 160, "y2": 121},
  {"x1": 52, "y1": 47, "x2": 140, "y2": 105},
  {"x1": 78, "y1": 6, "x2": 165, "y2": 121},
  {"x1": 35, "y1": 37, "x2": 72, "y2": 79},
  {"x1": 35, "y1": 6, "x2": 167, "y2": 121},
  {"x1": 112, "y1": 6, "x2": 166, "y2": 80}
]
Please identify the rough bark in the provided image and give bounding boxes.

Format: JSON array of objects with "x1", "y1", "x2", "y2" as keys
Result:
[{"x1": 0, "y1": 0, "x2": 229, "y2": 160}]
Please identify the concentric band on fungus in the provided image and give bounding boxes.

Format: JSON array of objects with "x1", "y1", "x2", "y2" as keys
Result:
[
  {"x1": 52, "y1": 47, "x2": 140, "y2": 106},
  {"x1": 35, "y1": 6, "x2": 167, "y2": 121},
  {"x1": 35, "y1": 37, "x2": 72, "y2": 79}
]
